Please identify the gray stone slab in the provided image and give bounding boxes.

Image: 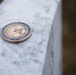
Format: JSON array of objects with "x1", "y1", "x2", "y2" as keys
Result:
[{"x1": 0, "y1": 0, "x2": 61, "y2": 75}]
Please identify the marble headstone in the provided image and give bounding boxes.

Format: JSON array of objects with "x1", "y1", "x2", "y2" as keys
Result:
[{"x1": 0, "y1": 0, "x2": 61, "y2": 75}]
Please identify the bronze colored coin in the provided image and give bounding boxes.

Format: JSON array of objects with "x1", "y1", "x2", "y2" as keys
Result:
[{"x1": 1, "y1": 22, "x2": 32, "y2": 43}]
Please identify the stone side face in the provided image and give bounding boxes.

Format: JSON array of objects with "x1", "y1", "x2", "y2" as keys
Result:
[
  {"x1": 43, "y1": 25, "x2": 54, "y2": 75},
  {"x1": 53, "y1": 2, "x2": 62, "y2": 75},
  {"x1": 43, "y1": 2, "x2": 62, "y2": 75}
]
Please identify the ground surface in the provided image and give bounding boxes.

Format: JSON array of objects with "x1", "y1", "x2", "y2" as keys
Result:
[
  {"x1": 0, "y1": 0, "x2": 3, "y2": 4},
  {"x1": 63, "y1": 0, "x2": 76, "y2": 75}
]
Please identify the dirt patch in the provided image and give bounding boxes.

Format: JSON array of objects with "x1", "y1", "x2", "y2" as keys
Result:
[
  {"x1": 63, "y1": 0, "x2": 76, "y2": 75},
  {"x1": 0, "y1": 0, "x2": 3, "y2": 4}
]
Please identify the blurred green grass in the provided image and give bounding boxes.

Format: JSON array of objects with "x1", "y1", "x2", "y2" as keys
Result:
[{"x1": 63, "y1": 0, "x2": 76, "y2": 75}]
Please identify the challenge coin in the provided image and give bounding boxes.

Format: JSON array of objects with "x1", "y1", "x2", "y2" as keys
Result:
[{"x1": 1, "y1": 22, "x2": 32, "y2": 42}]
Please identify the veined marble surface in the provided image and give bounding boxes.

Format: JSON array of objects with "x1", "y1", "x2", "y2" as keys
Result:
[{"x1": 0, "y1": 0, "x2": 60, "y2": 75}]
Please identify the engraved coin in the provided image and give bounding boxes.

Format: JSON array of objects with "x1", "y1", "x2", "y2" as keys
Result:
[{"x1": 1, "y1": 22, "x2": 32, "y2": 42}]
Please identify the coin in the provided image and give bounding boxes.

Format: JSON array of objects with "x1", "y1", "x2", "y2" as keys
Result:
[{"x1": 1, "y1": 22, "x2": 32, "y2": 43}]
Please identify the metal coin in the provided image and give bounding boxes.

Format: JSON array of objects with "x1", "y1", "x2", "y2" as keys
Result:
[{"x1": 1, "y1": 22, "x2": 32, "y2": 43}]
